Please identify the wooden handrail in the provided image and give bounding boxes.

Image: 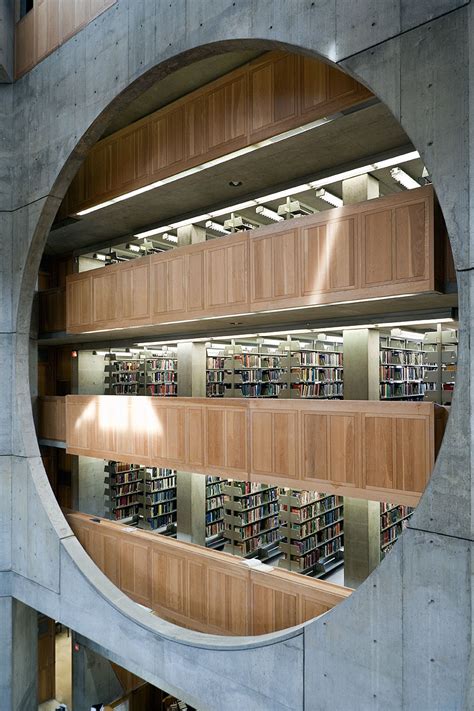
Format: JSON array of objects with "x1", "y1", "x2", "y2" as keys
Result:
[{"x1": 67, "y1": 511, "x2": 352, "y2": 636}]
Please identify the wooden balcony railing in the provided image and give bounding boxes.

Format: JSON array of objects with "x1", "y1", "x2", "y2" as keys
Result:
[
  {"x1": 53, "y1": 395, "x2": 447, "y2": 505},
  {"x1": 67, "y1": 511, "x2": 352, "y2": 636},
  {"x1": 65, "y1": 186, "x2": 446, "y2": 335}
]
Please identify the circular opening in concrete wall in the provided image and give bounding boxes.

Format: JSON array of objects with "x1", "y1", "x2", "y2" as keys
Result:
[{"x1": 28, "y1": 42, "x2": 458, "y2": 636}]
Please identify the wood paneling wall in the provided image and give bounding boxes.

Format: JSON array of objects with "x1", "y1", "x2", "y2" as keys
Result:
[
  {"x1": 15, "y1": 0, "x2": 116, "y2": 78},
  {"x1": 59, "y1": 51, "x2": 372, "y2": 217},
  {"x1": 65, "y1": 185, "x2": 439, "y2": 334},
  {"x1": 37, "y1": 395, "x2": 66, "y2": 441},
  {"x1": 59, "y1": 395, "x2": 444, "y2": 504},
  {"x1": 67, "y1": 512, "x2": 351, "y2": 635}
]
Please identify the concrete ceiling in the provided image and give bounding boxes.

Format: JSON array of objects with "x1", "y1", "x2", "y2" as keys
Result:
[{"x1": 48, "y1": 102, "x2": 412, "y2": 255}]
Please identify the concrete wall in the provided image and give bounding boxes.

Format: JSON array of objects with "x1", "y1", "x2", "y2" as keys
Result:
[{"x1": 0, "y1": 1, "x2": 472, "y2": 709}]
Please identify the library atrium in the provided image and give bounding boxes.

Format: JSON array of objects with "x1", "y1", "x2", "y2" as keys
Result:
[{"x1": 1, "y1": 2, "x2": 472, "y2": 710}]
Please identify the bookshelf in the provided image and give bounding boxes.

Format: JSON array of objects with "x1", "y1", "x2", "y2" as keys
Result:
[
  {"x1": 205, "y1": 476, "x2": 227, "y2": 548},
  {"x1": 141, "y1": 353, "x2": 178, "y2": 397},
  {"x1": 223, "y1": 481, "x2": 280, "y2": 559},
  {"x1": 206, "y1": 337, "x2": 344, "y2": 400},
  {"x1": 379, "y1": 334, "x2": 431, "y2": 400},
  {"x1": 141, "y1": 467, "x2": 177, "y2": 533},
  {"x1": 279, "y1": 490, "x2": 344, "y2": 576},
  {"x1": 104, "y1": 358, "x2": 141, "y2": 395},
  {"x1": 103, "y1": 350, "x2": 178, "y2": 396},
  {"x1": 423, "y1": 329, "x2": 457, "y2": 405},
  {"x1": 206, "y1": 350, "x2": 233, "y2": 398},
  {"x1": 287, "y1": 339, "x2": 344, "y2": 399},
  {"x1": 104, "y1": 461, "x2": 143, "y2": 523},
  {"x1": 380, "y1": 501, "x2": 415, "y2": 556}
]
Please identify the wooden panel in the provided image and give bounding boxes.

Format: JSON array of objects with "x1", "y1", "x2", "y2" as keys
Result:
[
  {"x1": 394, "y1": 416, "x2": 430, "y2": 494},
  {"x1": 329, "y1": 414, "x2": 358, "y2": 488},
  {"x1": 67, "y1": 512, "x2": 351, "y2": 636},
  {"x1": 300, "y1": 56, "x2": 327, "y2": 114},
  {"x1": 250, "y1": 409, "x2": 299, "y2": 479},
  {"x1": 361, "y1": 208, "x2": 393, "y2": 285},
  {"x1": 364, "y1": 415, "x2": 395, "y2": 490},
  {"x1": 120, "y1": 538, "x2": 151, "y2": 607},
  {"x1": 250, "y1": 228, "x2": 299, "y2": 306},
  {"x1": 151, "y1": 106, "x2": 186, "y2": 174},
  {"x1": 66, "y1": 276, "x2": 92, "y2": 330},
  {"x1": 186, "y1": 251, "x2": 205, "y2": 313},
  {"x1": 92, "y1": 269, "x2": 118, "y2": 323},
  {"x1": 302, "y1": 217, "x2": 357, "y2": 294},
  {"x1": 249, "y1": 61, "x2": 273, "y2": 133},
  {"x1": 117, "y1": 261, "x2": 150, "y2": 321},
  {"x1": 150, "y1": 253, "x2": 186, "y2": 317},
  {"x1": 394, "y1": 201, "x2": 426, "y2": 280},
  {"x1": 38, "y1": 396, "x2": 66, "y2": 441},
  {"x1": 186, "y1": 95, "x2": 207, "y2": 163},
  {"x1": 205, "y1": 406, "x2": 248, "y2": 473},
  {"x1": 301, "y1": 413, "x2": 328, "y2": 481},
  {"x1": 39, "y1": 287, "x2": 66, "y2": 333},
  {"x1": 204, "y1": 235, "x2": 249, "y2": 312},
  {"x1": 207, "y1": 73, "x2": 248, "y2": 154}
]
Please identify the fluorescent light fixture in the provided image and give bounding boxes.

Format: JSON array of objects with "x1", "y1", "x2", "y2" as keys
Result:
[
  {"x1": 255, "y1": 185, "x2": 311, "y2": 204},
  {"x1": 315, "y1": 188, "x2": 343, "y2": 207},
  {"x1": 92, "y1": 350, "x2": 111, "y2": 356},
  {"x1": 259, "y1": 329, "x2": 311, "y2": 336},
  {"x1": 256, "y1": 206, "x2": 283, "y2": 222},
  {"x1": 125, "y1": 243, "x2": 141, "y2": 253},
  {"x1": 170, "y1": 214, "x2": 211, "y2": 229},
  {"x1": 316, "y1": 333, "x2": 344, "y2": 343},
  {"x1": 162, "y1": 233, "x2": 178, "y2": 243},
  {"x1": 390, "y1": 167, "x2": 420, "y2": 190},
  {"x1": 205, "y1": 220, "x2": 230, "y2": 234},
  {"x1": 391, "y1": 328, "x2": 424, "y2": 340},
  {"x1": 209, "y1": 201, "x2": 257, "y2": 217},
  {"x1": 135, "y1": 225, "x2": 172, "y2": 239},
  {"x1": 93, "y1": 253, "x2": 107, "y2": 261}
]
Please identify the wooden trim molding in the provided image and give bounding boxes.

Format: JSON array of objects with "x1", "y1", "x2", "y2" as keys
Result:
[
  {"x1": 57, "y1": 394, "x2": 444, "y2": 505},
  {"x1": 67, "y1": 511, "x2": 352, "y2": 636},
  {"x1": 65, "y1": 185, "x2": 440, "y2": 335},
  {"x1": 59, "y1": 51, "x2": 372, "y2": 217},
  {"x1": 15, "y1": 0, "x2": 117, "y2": 79}
]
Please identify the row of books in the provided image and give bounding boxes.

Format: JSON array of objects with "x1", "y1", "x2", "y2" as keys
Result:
[
  {"x1": 380, "y1": 382, "x2": 425, "y2": 399},
  {"x1": 145, "y1": 383, "x2": 178, "y2": 396},
  {"x1": 291, "y1": 382, "x2": 343, "y2": 398}
]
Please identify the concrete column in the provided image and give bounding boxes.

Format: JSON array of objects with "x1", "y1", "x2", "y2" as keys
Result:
[
  {"x1": 343, "y1": 328, "x2": 381, "y2": 588},
  {"x1": 342, "y1": 171, "x2": 381, "y2": 589},
  {"x1": 0, "y1": 597, "x2": 38, "y2": 711},
  {"x1": 342, "y1": 174, "x2": 379, "y2": 205},
  {"x1": 176, "y1": 342, "x2": 207, "y2": 544},
  {"x1": 177, "y1": 224, "x2": 206, "y2": 246},
  {"x1": 72, "y1": 634, "x2": 123, "y2": 710}
]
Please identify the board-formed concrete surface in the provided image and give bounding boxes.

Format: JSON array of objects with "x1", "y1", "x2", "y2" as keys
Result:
[{"x1": 0, "y1": 2, "x2": 472, "y2": 709}]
